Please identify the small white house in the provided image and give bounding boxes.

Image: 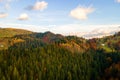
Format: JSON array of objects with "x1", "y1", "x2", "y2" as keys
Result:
[{"x1": 101, "y1": 44, "x2": 105, "y2": 46}]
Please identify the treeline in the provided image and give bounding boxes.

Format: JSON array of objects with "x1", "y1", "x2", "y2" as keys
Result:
[{"x1": 0, "y1": 41, "x2": 120, "y2": 80}]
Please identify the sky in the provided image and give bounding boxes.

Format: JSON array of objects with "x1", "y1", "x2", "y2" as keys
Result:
[{"x1": 0, "y1": 0, "x2": 120, "y2": 35}]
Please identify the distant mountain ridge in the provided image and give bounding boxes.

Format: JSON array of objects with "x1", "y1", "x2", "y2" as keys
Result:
[
  {"x1": 0, "y1": 28, "x2": 87, "y2": 52},
  {"x1": 1, "y1": 27, "x2": 119, "y2": 53},
  {"x1": 1, "y1": 26, "x2": 120, "y2": 39}
]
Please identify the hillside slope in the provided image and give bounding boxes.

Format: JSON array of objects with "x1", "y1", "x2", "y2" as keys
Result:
[
  {"x1": 0, "y1": 28, "x2": 33, "y2": 50},
  {"x1": 96, "y1": 32, "x2": 120, "y2": 52},
  {"x1": 0, "y1": 28, "x2": 32, "y2": 38}
]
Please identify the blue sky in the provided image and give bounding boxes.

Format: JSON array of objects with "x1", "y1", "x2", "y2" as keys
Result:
[{"x1": 0, "y1": 0, "x2": 120, "y2": 35}]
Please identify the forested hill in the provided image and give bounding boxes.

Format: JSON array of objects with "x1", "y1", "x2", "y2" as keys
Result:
[
  {"x1": 0, "y1": 28, "x2": 32, "y2": 38},
  {"x1": 0, "y1": 28, "x2": 120, "y2": 80}
]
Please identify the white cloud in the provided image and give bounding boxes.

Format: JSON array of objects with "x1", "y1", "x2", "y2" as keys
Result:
[
  {"x1": 18, "y1": 13, "x2": 29, "y2": 20},
  {"x1": 33, "y1": 1, "x2": 48, "y2": 10},
  {"x1": 116, "y1": 0, "x2": 120, "y2": 3},
  {"x1": 70, "y1": 6, "x2": 94, "y2": 20},
  {"x1": 0, "y1": 13, "x2": 8, "y2": 18},
  {"x1": 27, "y1": 1, "x2": 48, "y2": 11}
]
